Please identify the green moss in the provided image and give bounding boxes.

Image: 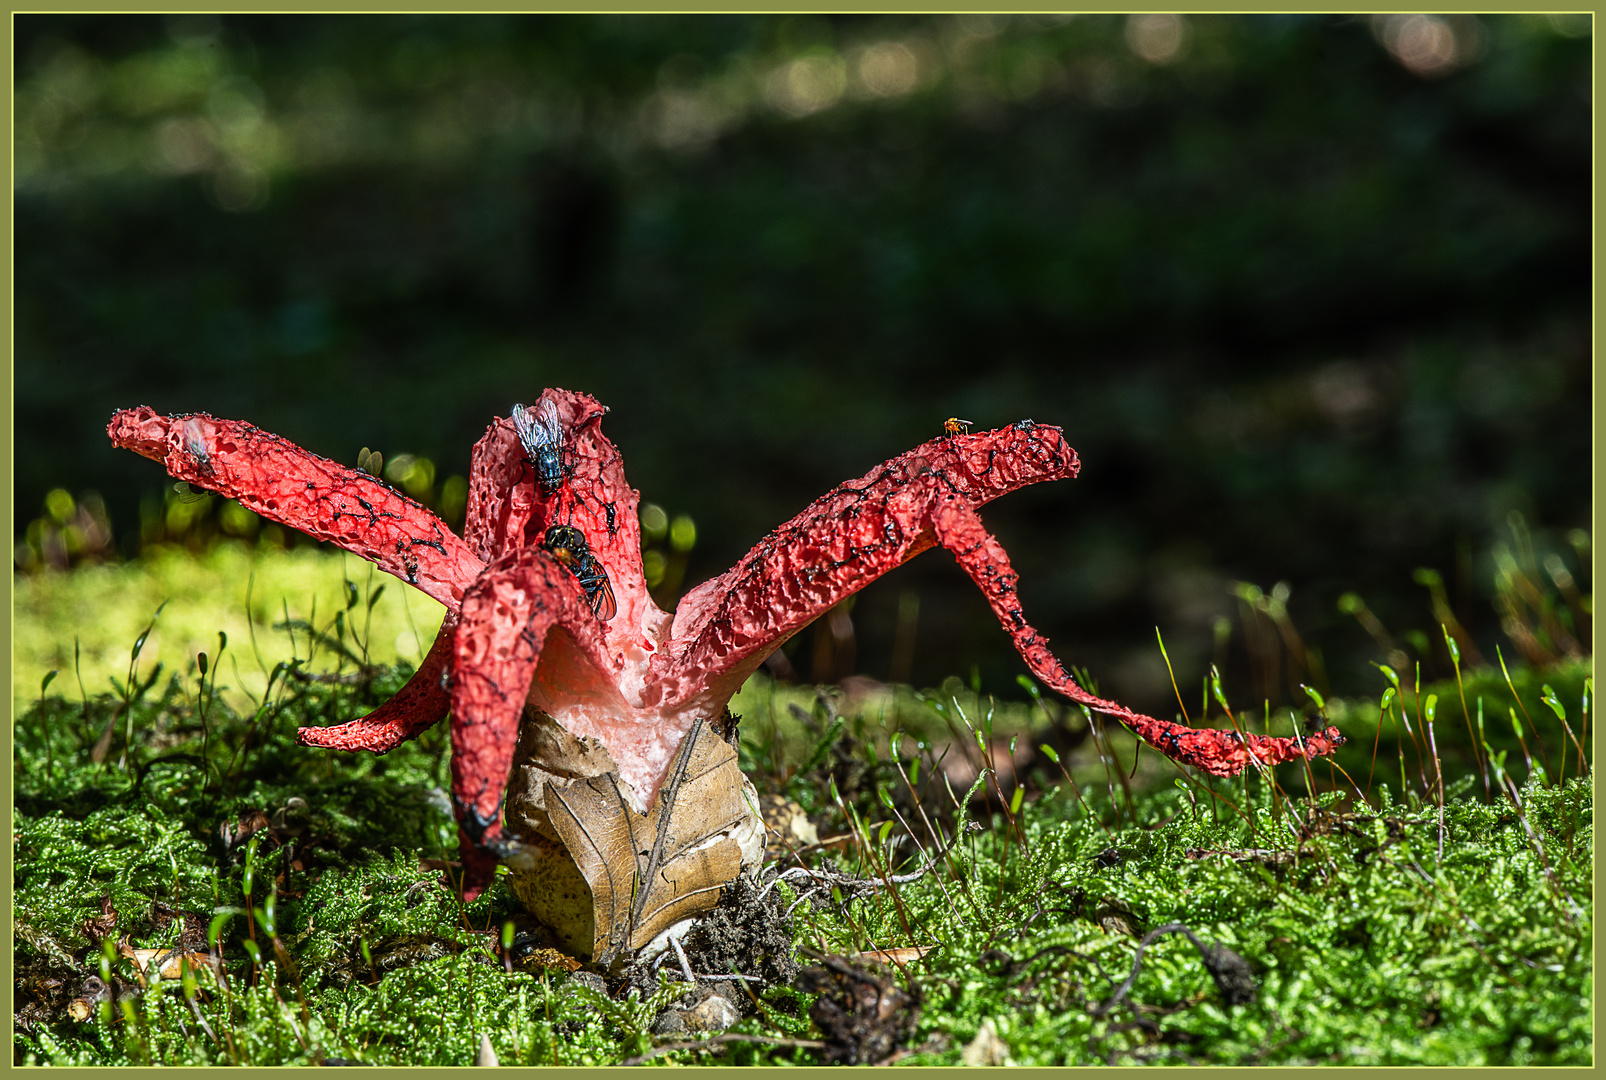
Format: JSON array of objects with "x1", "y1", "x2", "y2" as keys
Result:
[
  {"x1": 12, "y1": 548, "x2": 1592, "y2": 1065},
  {"x1": 817, "y1": 776, "x2": 1591, "y2": 1066}
]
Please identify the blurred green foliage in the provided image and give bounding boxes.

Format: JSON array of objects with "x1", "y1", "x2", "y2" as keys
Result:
[
  {"x1": 15, "y1": 13, "x2": 1590, "y2": 711},
  {"x1": 11, "y1": 543, "x2": 448, "y2": 717}
]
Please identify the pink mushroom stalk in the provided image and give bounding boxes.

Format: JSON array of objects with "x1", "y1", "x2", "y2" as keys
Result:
[{"x1": 107, "y1": 390, "x2": 1344, "y2": 902}]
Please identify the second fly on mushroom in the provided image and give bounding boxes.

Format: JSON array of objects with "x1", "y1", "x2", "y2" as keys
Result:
[
  {"x1": 513, "y1": 399, "x2": 568, "y2": 499},
  {"x1": 542, "y1": 524, "x2": 618, "y2": 622}
]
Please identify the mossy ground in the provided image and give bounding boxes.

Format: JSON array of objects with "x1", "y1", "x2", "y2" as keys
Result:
[{"x1": 11, "y1": 547, "x2": 1594, "y2": 1065}]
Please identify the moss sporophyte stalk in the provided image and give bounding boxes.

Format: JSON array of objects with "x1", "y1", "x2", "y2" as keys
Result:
[{"x1": 108, "y1": 390, "x2": 1344, "y2": 963}]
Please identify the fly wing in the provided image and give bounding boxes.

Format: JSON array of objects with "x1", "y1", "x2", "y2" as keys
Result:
[
  {"x1": 589, "y1": 571, "x2": 618, "y2": 623},
  {"x1": 511, "y1": 400, "x2": 563, "y2": 460},
  {"x1": 534, "y1": 398, "x2": 563, "y2": 442}
]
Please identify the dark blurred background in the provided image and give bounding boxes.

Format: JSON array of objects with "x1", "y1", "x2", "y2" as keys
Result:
[{"x1": 14, "y1": 14, "x2": 1592, "y2": 714}]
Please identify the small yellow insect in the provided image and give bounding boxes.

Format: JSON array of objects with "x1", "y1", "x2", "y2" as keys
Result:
[{"x1": 943, "y1": 417, "x2": 974, "y2": 436}]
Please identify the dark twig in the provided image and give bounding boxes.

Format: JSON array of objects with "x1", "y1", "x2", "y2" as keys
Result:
[{"x1": 981, "y1": 943, "x2": 1100, "y2": 982}]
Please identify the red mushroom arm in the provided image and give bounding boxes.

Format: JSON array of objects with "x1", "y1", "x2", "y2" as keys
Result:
[
  {"x1": 658, "y1": 418, "x2": 1342, "y2": 776},
  {"x1": 554, "y1": 394, "x2": 658, "y2": 638},
  {"x1": 464, "y1": 418, "x2": 543, "y2": 563},
  {"x1": 447, "y1": 546, "x2": 621, "y2": 898},
  {"x1": 929, "y1": 497, "x2": 1346, "y2": 777},
  {"x1": 295, "y1": 615, "x2": 457, "y2": 753},
  {"x1": 107, "y1": 407, "x2": 483, "y2": 608},
  {"x1": 654, "y1": 421, "x2": 1078, "y2": 709},
  {"x1": 465, "y1": 392, "x2": 662, "y2": 649}
]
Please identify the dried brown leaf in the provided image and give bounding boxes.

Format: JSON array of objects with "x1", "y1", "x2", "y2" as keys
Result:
[
  {"x1": 119, "y1": 945, "x2": 218, "y2": 983},
  {"x1": 544, "y1": 716, "x2": 752, "y2": 966}
]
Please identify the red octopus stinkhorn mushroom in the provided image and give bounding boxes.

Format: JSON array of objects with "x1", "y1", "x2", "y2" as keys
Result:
[{"x1": 107, "y1": 391, "x2": 1344, "y2": 961}]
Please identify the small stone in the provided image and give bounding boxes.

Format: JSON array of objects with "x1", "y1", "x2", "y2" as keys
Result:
[
  {"x1": 684, "y1": 992, "x2": 741, "y2": 1032},
  {"x1": 564, "y1": 970, "x2": 609, "y2": 998},
  {"x1": 652, "y1": 1009, "x2": 689, "y2": 1035},
  {"x1": 961, "y1": 1019, "x2": 1009, "y2": 1066},
  {"x1": 474, "y1": 1034, "x2": 499, "y2": 1067}
]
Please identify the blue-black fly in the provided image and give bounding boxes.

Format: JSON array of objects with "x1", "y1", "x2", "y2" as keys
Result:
[
  {"x1": 542, "y1": 524, "x2": 617, "y2": 622},
  {"x1": 512, "y1": 399, "x2": 567, "y2": 498}
]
